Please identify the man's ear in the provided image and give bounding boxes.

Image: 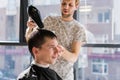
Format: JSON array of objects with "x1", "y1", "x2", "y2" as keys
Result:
[
  {"x1": 32, "y1": 47, "x2": 39, "y2": 56},
  {"x1": 75, "y1": 4, "x2": 79, "y2": 10}
]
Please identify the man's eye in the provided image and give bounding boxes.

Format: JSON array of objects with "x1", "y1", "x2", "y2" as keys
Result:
[
  {"x1": 48, "y1": 46, "x2": 54, "y2": 49},
  {"x1": 62, "y1": 3, "x2": 66, "y2": 6},
  {"x1": 69, "y1": 4, "x2": 73, "y2": 7}
]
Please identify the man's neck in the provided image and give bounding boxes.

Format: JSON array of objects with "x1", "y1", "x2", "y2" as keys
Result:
[
  {"x1": 32, "y1": 60, "x2": 49, "y2": 68},
  {"x1": 61, "y1": 17, "x2": 74, "y2": 22}
]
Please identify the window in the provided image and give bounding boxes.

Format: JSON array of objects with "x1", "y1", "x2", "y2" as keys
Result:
[
  {"x1": 6, "y1": 16, "x2": 16, "y2": 41},
  {"x1": 98, "y1": 13, "x2": 103, "y2": 22},
  {"x1": 0, "y1": 45, "x2": 30, "y2": 79},
  {"x1": 7, "y1": 0, "x2": 16, "y2": 11},
  {"x1": 0, "y1": 0, "x2": 28, "y2": 79},
  {"x1": 104, "y1": 11, "x2": 110, "y2": 23},
  {"x1": 98, "y1": 11, "x2": 110, "y2": 23},
  {"x1": 92, "y1": 59, "x2": 108, "y2": 75},
  {"x1": 28, "y1": 0, "x2": 61, "y2": 19},
  {"x1": 77, "y1": 0, "x2": 120, "y2": 80},
  {"x1": 30, "y1": 0, "x2": 60, "y2": 5},
  {"x1": 78, "y1": 0, "x2": 120, "y2": 44},
  {"x1": 0, "y1": 0, "x2": 20, "y2": 42}
]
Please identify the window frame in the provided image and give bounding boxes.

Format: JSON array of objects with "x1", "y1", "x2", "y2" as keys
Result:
[
  {"x1": 19, "y1": 0, "x2": 28, "y2": 44},
  {"x1": 91, "y1": 59, "x2": 108, "y2": 75}
]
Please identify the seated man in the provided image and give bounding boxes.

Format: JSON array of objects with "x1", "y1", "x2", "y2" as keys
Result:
[{"x1": 17, "y1": 29, "x2": 62, "y2": 80}]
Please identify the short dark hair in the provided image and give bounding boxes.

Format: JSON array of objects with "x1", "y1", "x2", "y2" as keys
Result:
[{"x1": 28, "y1": 29, "x2": 57, "y2": 58}]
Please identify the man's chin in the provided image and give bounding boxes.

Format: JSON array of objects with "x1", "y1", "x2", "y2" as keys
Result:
[
  {"x1": 51, "y1": 59, "x2": 57, "y2": 64},
  {"x1": 62, "y1": 14, "x2": 71, "y2": 18},
  {"x1": 62, "y1": 13, "x2": 70, "y2": 18}
]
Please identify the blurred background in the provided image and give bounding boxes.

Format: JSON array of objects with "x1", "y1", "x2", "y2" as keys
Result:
[{"x1": 0, "y1": 0, "x2": 120, "y2": 80}]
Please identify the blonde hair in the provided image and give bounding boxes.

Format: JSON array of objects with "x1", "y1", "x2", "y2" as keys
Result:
[
  {"x1": 60, "y1": 0, "x2": 80, "y2": 6},
  {"x1": 75, "y1": 0, "x2": 79, "y2": 5}
]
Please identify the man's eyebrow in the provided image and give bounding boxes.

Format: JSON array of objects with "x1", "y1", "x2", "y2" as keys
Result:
[
  {"x1": 47, "y1": 44, "x2": 56, "y2": 47},
  {"x1": 48, "y1": 45, "x2": 55, "y2": 47}
]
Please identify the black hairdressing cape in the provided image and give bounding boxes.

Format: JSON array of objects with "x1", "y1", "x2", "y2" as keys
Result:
[{"x1": 17, "y1": 64, "x2": 62, "y2": 80}]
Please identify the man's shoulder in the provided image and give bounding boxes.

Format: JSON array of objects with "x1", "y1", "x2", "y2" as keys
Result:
[
  {"x1": 44, "y1": 15, "x2": 60, "y2": 21},
  {"x1": 73, "y1": 20, "x2": 85, "y2": 28},
  {"x1": 73, "y1": 20, "x2": 81, "y2": 25},
  {"x1": 17, "y1": 67, "x2": 31, "y2": 80}
]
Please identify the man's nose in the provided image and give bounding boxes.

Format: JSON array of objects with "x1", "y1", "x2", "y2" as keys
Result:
[
  {"x1": 64, "y1": 4, "x2": 69, "y2": 9},
  {"x1": 54, "y1": 47, "x2": 59, "y2": 53}
]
